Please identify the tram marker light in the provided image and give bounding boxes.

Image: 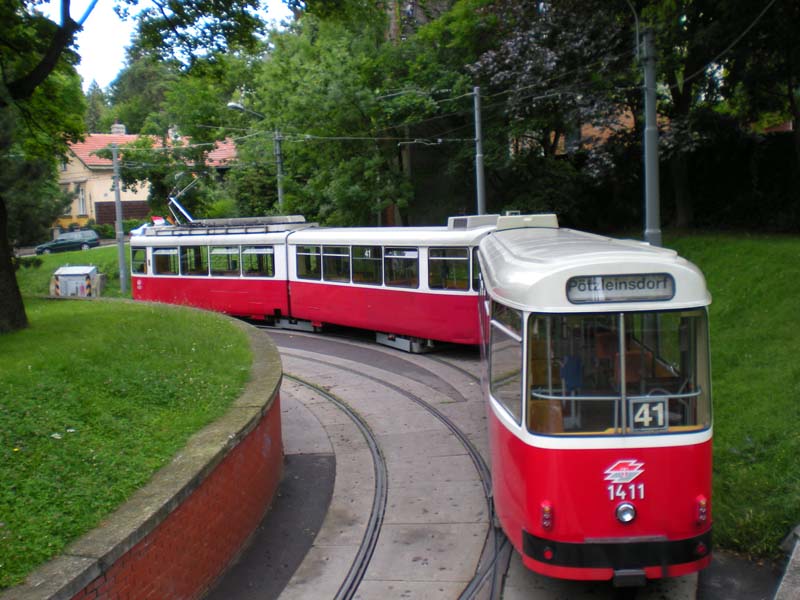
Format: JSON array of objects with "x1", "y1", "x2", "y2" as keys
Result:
[
  {"x1": 541, "y1": 501, "x2": 554, "y2": 530},
  {"x1": 696, "y1": 495, "x2": 708, "y2": 524},
  {"x1": 543, "y1": 547, "x2": 554, "y2": 561},
  {"x1": 616, "y1": 502, "x2": 636, "y2": 524},
  {"x1": 695, "y1": 541, "x2": 708, "y2": 556}
]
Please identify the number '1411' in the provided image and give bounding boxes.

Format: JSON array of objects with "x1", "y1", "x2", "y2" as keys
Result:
[{"x1": 608, "y1": 483, "x2": 645, "y2": 501}]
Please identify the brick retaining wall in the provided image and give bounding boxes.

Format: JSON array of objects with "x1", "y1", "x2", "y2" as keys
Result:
[{"x1": 2, "y1": 318, "x2": 282, "y2": 600}]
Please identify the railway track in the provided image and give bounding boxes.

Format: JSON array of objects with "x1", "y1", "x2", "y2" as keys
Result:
[
  {"x1": 271, "y1": 329, "x2": 509, "y2": 599},
  {"x1": 283, "y1": 374, "x2": 387, "y2": 600}
]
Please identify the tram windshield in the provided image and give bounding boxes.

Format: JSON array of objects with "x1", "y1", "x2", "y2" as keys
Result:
[{"x1": 527, "y1": 310, "x2": 711, "y2": 436}]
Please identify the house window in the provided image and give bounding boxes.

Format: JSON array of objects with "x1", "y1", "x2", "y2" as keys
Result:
[{"x1": 77, "y1": 184, "x2": 87, "y2": 216}]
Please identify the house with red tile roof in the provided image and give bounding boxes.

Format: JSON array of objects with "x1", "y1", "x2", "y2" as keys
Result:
[{"x1": 58, "y1": 123, "x2": 236, "y2": 227}]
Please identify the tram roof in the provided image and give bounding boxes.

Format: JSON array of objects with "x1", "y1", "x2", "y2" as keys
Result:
[
  {"x1": 287, "y1": 223, "x2": 498, "y2": 246},
  {"x1": 479, "y1": 226, "x2": 711, "y2": 312},
  {"x1": 131, "y1": 214, "x2": 499, "y2": 247}
]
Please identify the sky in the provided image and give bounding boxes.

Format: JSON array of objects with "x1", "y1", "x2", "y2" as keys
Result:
[{"x1": 45, "y1": 0, "x2": 293, "y2": 91}]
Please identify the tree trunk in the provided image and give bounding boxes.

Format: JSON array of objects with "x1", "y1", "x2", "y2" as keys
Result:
[
  {"x1": 670, "y1": 153, "x2": 693, "y2": 229},
  {"x1": 787, "y1": 81, "x2": 800, "y2": 172},
  {"x1": 0, "y1": 195, "x2": 29, "y2": 332}
]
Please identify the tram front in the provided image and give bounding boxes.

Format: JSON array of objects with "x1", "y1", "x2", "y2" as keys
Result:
[{"x1": 479, "y1": 217, "x2": 713, "y2": 584}]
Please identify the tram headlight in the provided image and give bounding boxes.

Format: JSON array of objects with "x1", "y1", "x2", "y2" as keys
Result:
[{"x1": 616, "y1": 502, "x2": 636, "y2": 524}]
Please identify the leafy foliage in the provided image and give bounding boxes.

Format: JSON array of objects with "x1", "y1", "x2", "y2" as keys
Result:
[{"x1": 122, "y1": 0, "x2": 266, "y2": 65}]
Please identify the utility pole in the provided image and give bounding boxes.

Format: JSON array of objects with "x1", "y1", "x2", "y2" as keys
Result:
[
  {"x1": 274, "y1": 130, "x2": 284, "y2": 213},
  {"x1": 474, "y1": 86, "x2": 486, "y2": 215},
  {"x1": 111, "y1": 144, "x2": 128, "y2": 294},
  {"x1": 226, "y1": 102, "x2": 285, "y2": 214},
  {"x1": 642, "y1": 29, "x2": 662, "y2": 247}
]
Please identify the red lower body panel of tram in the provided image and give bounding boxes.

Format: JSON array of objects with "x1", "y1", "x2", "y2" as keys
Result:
[
  {"x1": 132, "y1": 276, "x2": 290, "y2": 320},
  {"x1": 288, "y1": 281, "x2": 481, "y2": 345},
  {"x1": 488, "y1": 414, "x2": 712, "y2": 581}
]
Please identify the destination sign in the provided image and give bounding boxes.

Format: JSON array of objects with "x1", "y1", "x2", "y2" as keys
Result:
[{"x1": 566, "y1": 273, "x2": 675, "y2": 304}]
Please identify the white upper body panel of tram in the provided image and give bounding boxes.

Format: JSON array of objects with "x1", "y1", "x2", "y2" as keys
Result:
[
  {"x1": 287, "y1": 215, "x2": 499, "y2": 247},
  {"x1": 131, "y1": 214, "x2": 499, "y2": 248},
  {"x1": 479, "y1": 215, "x2": 711, "y2": 312}
]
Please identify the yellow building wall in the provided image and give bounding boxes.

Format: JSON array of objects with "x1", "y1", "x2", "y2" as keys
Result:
[{"x1": 56, "y1": 154, "x2": 150, "y2": 228}]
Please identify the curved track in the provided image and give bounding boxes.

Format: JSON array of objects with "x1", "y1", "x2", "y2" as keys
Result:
[
  {"x1": 283, "y1": 374, "x2": 387, "y2": 600},
  {"x1": 271, "y1": 329, "x2": 508, "y2": 600}
]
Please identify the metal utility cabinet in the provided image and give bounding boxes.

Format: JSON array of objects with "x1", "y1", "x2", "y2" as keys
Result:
[{"x1": 50, "y1": 266, "x2": 104, "y2": 297}]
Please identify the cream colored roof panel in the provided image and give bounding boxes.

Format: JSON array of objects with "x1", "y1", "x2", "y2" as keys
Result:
[{"x1": 479, "y1": 227, "x2": 710, "y2": 312}]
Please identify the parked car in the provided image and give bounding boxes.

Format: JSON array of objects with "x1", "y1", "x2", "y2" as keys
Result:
[{"x1": 35, "y1": 230, "x2": 100, "y2": 254}]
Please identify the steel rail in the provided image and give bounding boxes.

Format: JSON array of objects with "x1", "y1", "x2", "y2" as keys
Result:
[{"x1": 283, "y1": 373, "x2": 388, "y2": 600}]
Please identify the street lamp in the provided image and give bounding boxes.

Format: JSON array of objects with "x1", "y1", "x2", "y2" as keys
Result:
[{"x1": 226, "y1": 102, "x2": 285, "y2": 213}]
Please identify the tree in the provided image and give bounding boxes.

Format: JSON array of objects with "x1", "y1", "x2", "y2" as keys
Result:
[
  {"x1": 466, "y1": 0, "x2": 638, "y2": 220},
  {"x1": 4, "y1": 160, "x2": 72, "y2": 248},
  {"x1": 0, "y1": 0, "x2": 268, "y2": 334},
  {"x1": 85, "y1": 80, "x2": 111, "y2": 133},
  {"x1": 227, "y1": 13, "x2": 417, "y2": 225},
  {"x1": 0, "y1": 0, "x2": 86, "y2": 332},
  {"x1": 107, "y1": 51, "x2": 180, "y2": 134},
  {"x1": 721, "y1": 0, "x2": 800, "y2": 167}
]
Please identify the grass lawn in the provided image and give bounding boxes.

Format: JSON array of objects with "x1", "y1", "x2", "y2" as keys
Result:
[
  {"x1": 0, "y1": 297, "x2": 252, "y2": 589},
  {"x1": 668, "y1": 234, "x2": 800, "y2": 558}
]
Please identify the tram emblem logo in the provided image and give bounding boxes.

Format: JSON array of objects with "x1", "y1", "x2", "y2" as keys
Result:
[{"x1": 604, "y1": 460, "x2": 645, "y2": 484}]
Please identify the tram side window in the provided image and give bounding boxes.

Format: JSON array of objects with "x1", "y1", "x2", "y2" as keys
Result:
[
  {"x1": 429, "y1": 247, "x2": 469, "y2": 291},
  {"x1": 323, "y1": 246, "x2": 351, "y2": 283},
  {"x1": 490, "y1": 304, "x2": 523, "y2": 425},
  {"x1": 384, "y1": 248, "x2": 419, "y2": 288},
  {"x1": 153, "y1": 248, "x2": 179, "y2": 275},
  {"x1": 352, "y1": 246, "x2": 382, "y2": 285},
  {"x1": 210, "y1": 246, "x2": 241, "y2": 277},
  {"x1": 296, "y1": 245, "x2": 321, "y2": 280},
  {"x1": 131, "y1": 247, "x2": 147, "y2": 274},
  {"x1": 180, "y1": 246, "x2": 209, "y2": 276},
  {"x1": 242, "y1": 246, "x2": 274, "y2": 277}
]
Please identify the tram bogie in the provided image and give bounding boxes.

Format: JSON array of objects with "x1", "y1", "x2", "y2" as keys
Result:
[{"x1": 479, "y1": 215, "x2": 713, "y2": 583}]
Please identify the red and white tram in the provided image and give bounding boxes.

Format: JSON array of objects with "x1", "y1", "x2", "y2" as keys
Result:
[
  {"x1": 478, "y1": 214, "x2": 712, "y2": 585},
  {"x1": 130, "y1": 214, "x2": 498, "y2": 349}
]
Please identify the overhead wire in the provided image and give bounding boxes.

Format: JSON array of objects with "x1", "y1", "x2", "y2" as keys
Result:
[{"x1": 677, "y1": 0, "x2": 779, "y2": 88}]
